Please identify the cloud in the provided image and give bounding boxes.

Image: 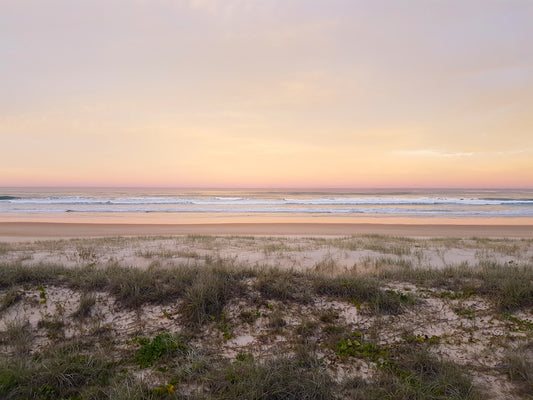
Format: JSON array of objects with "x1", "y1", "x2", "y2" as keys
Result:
[
  {"x1": 392, "y1": 148, "x2": 533, "y2": 158},
  {"x1": 494, "y1": 149, "x2": 531, "y2": 156},
  {"x1": 392, "y1": 149, "x2": 475, "y2": 158}
]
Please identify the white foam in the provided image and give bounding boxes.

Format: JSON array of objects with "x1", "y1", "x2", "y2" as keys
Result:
[{"x1": 1, "y1": 193, "x2": 532, "y2": 217}]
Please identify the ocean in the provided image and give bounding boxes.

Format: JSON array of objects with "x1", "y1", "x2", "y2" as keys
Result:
[{"x1": 1, "y1": 188, "x2": 532, "y2": 225}]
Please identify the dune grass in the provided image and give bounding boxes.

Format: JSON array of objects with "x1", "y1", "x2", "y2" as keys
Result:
[
  {"x1": 343, "y1": 346, "x2": 479, "y2": 400},
  {"x1": 207, "y1": 353, "x2": 335, "y2": 400},
  {"x1": 1, "y1": 237, "x2": 531, "y2": 399},
  {"x1": 376, "y1": 261, "x2": 533, "y2": 312},
  {"x1": 504, "y1": 340, "x2": 533, "y2": 397}
]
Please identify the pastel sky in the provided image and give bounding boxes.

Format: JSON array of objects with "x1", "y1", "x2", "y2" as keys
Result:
[{"x1": 1, "y1": 0, "x2": 532, "y2": 188}]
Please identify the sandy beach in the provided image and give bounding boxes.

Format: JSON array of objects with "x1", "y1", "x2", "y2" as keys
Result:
[{"x1": 1, "y1": 221, "x2": 533, "y2": 242}]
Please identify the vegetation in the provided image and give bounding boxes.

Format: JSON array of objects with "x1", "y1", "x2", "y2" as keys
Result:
[
  {"x1": 134, "y1": 332, "x2": 189, "y2": 368},
  {"x1": 504, "y1": 340, "x2": 533, "y2": 397},
  {"x1": 348, "y1": 346, "x2": 480, "y2": 400},
  {"x1": 208, "y1": 354, "x2": 335, "y2": 400},
  {"x1": 377, "y1": 261, "x2": 533, "y2": 312},
  {"x1": 1, "y1": 234, "x2": 532, "y2": 398}
]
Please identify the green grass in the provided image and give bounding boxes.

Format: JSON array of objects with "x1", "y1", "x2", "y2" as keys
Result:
[
  {"x1": 312, "y1": 274, "x2": 414, "y2": 314},
  {"x1": 0, "y1": 288, "x2": 21, "y2": 311},
  {"x1": 0, "y1": 242, "x2": 10, "y2": 255},
  {"x1": 134, "y1": 332, "x2": 189, "y2": 368},
  {"x1": 0, "y1": 264, "x2": 67, "y2": 288},
  {"x1": 208, "y1": 354, "x2": 335, "y2": 400},
  {"x1": 343, "y1": 346, "x2": 480, "y2": 400},
  {"x1": 72, "y1": 292, "x2": 96, "y2": 319},
  {"x1": 37, "y1": 318, "x2": 65, "y2": 340},
  {"x1": 3, "y1": 318, "x2": 32, "y2": 355},
  {"x1": 255, "y1": 268, "x2": 312, "y2": 303},
  {"x1": 267, "y1": 311, "x2": 287, "y2": 332},
  {"x1": 180, "y1": 267, "x2": 245, "y2": 327},
  {"x1": 376, "y1": 261, "x2": 533, "y2": 312},
  {"x1": 0, "y1": 349, "x2": 114, "y2": 399},
  {"x1": 504, "y1": 341, "x2": 533, "y2": 397}
]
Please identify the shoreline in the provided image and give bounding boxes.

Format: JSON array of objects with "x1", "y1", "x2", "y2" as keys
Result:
[{"x1": 1, "y1": 221, "x2": 533, "y2": 241}]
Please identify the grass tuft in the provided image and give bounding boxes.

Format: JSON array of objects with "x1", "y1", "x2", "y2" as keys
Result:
[
  {"x1": 504, "y1": 340, "x2": 533, "y2": 396},
  {"x1": 344, "y1": 346, "x2": 480, "y2": 399},
  {"x1": 72, "y1": 292, "x2": 96, "y2": 319},
  {"x1": 0, "y1": 288, "x2": 21, "y2": 311},
  {"x1": 180, "y1": 267, "x2": 244, "y2": 327},
  {"x1": 3, "y1": 318, "x2": 32, "y2": 355},
  {"x1": 208, "y1": 355, "x2": 335, "y2": 400},
  {"x1": 312, "y1": 275, "x2": 413, "y2": 314},
  {"x1": 255, "y1": 269, "x2": 311, "y2": 303}
]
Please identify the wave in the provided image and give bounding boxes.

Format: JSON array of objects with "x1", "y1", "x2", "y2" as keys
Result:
[
  {"x1": 4, "y1": 207, "x2": 533, "y2": 216},
  {"x1": 4, "y1": 196, "x2": 533, "y2": 206}
]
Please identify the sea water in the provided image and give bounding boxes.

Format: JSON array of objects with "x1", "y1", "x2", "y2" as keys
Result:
[{"x1": 1, "y1": 188, "x2": 532, "y2": 224}]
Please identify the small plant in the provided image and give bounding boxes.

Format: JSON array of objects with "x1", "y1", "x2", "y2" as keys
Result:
[
  {"x1": 0, "y1": 288, "x2": 21, "y2": 311},
  {"x1": 504, "y1": 314, "x2": 533, "y2": 332},
  {"x1": 76, "y1": 246, "x2": 97, "y2": 263},
  {"x1": 335, "y1": 335, "x2": 387, "y2": 361},
  {"x1": 235, "y1": 353, "x2": 253, "y2": 362},
  {"x1": 239, "y1": 310, "x2": 261, "y2": 324},
  {"x1": 134, "y1": 333, "x2": 188, "y2": 368},
  {"x1": 267, "y1": 311, "x2": 287, "y2": 332},
  {"x1": 319, "y1": 309, "x2": 340, "y2": 324},
  {"x1": 218, "y1": 322, "x2": 232, "y2": 340},
  {"x1": 152, "y1": 383, "x2": 175, "y2": 397},
  {"x1": 72, "y1": 292, "x2": 96, "y2": 319},
  {"x1": 37, "y1": 318, "x2": 65, "y2": 340},
  {"x1": 4, "y1": 318, "x2": 32, "y2": 354},
  {"x1": 37, "y1": 285, "x2": 47, "y2": 304},
  {"x1": 295, "y1": 320, "x2": 319, "y2": 338},
  {"x1": 454, "y1": 307, "x2": 476, "y2": 320},
  {"x1": 322, "y1": 324, "x2": 345, "y2": 336},
  {"x1": 404, "y1": 334, "x2": 441, "y2": 345}
]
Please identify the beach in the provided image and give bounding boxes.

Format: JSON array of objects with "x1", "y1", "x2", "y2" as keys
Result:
[
  {"x1": 2, "y1": 187, "x2": 532, "y2": 241},
  {"x1": 2, "y1": 190, "x2": 533, "y2": 399},
  {"x1": 1, "y1": 220, "x2": 533, "y2": 242},
  {"x1": 3, "y1": 0, "x2": 533, "y2": 396}
]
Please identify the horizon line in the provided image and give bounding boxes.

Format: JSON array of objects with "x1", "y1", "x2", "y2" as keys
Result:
[{"x1": 2, "y1": 185, "x2": 533, "y2": 191}]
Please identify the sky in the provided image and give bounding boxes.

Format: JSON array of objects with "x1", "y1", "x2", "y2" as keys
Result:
[{"x1": 1, "y1": 0, "x2": 532, "y2": 188}]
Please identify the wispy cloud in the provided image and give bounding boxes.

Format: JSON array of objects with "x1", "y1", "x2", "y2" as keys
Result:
[
  {"x1": 392, "y1": 148, "x2": 533, "y2": 158},
  {"x1": 392, "y1": 149, "x2": 475, "y2": 158},
  {"x1": 493, "y1": 149, "x2": 531, "y2": 156}
]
